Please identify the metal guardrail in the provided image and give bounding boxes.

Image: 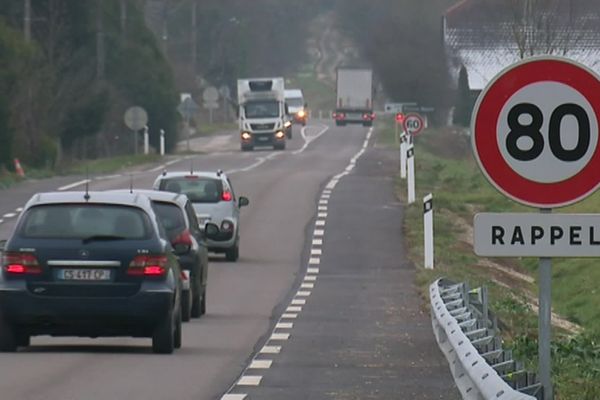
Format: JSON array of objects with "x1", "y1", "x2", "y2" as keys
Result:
[{"x1": 430, "y1": 278, "x2": 542, "y2": 400}]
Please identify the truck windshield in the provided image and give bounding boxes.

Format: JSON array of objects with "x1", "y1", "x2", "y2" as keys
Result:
[
  {"x1": 244, "y1": 101, "x2": 280, "y2": 118},
  {"x1": 286, "y1": 98, "x2": 304, "y2": 108}
]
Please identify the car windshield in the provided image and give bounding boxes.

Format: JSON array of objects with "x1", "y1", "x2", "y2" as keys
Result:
[
  {"x1": 286, "y1": 98, "x2": 304, "y2": 108},
  {"x1": 152, "y1": 201, "x2": 186, "y2": 239},
  {"x1": 160, "y1": 177, "x2": 223, "y2": 203},
  {"x1": 19, "y1": 204, "x2": 152, "y2": 240},
  {"x1": 244, "y1": 100, "x2": 280, "y2": 118}
]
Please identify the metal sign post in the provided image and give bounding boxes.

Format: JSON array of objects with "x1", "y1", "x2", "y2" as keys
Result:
[
  {"x1": 177, "y1": 97, "x2": 200, "y2": 152},
  {"x1": 471, "y1": 56, "x2": 600, "y2": 400}
]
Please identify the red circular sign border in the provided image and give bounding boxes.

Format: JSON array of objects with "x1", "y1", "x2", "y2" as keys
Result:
[
  {"x1": 403, "y1": 113, "x2": 424, "y2": 136},
  {"x1": 471, "y1": 56, "x2": 600, "y2": 208}
]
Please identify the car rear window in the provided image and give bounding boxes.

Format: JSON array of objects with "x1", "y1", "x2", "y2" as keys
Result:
[
  {"x1": 19, "y1": 204, "x2": 152, "y2": 240},
  {"x1": 159, "y1": 177, "x2": 223, "y2": 203},
  {"x1": 152, "y1": 201, "x2": 186, "y2": 239}
]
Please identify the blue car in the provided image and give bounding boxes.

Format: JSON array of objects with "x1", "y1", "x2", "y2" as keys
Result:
[{"x1": 0, "y1": 191, "x2": 187, "y2": 353}]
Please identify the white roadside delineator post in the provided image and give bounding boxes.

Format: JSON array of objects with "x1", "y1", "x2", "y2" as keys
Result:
[
  {"x1": 143, "y1": 125, "x2": 149, "y2": 155},
  {"x1": 423, "y1": 193, "x2": 434, "y2": 269},
  {"x1": 400, "y1": 132, "x2": 407, "y2": 179},
  {"x1": 160, "y1": 129, "x2": 165, "y2": 156},
  {"x1": 407, "y1": 144, "x2": 415, "y2": 204}
]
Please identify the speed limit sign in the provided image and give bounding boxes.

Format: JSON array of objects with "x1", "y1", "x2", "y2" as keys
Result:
[
  {"x1": 472, "y1": 56, "x2": 600, "y2": 208},
  {"x1": 403, "y1": 113, "x2": 425, "y2": 136}
]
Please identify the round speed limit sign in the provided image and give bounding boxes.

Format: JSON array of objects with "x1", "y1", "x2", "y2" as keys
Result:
[
  {"x1": 472, "y1": 57, "x2": 600, "y2": 208},
  {"x1": 403, "y1": 113, "x2": 425, "y2": 136}
]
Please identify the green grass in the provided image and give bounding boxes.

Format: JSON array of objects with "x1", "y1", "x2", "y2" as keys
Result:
[
  {"x1": 62, "y1": 154, "x2": 162, "y2": 175},
  {"x1": 376, "y1": 119, "x2": 600, "y2": 398}
]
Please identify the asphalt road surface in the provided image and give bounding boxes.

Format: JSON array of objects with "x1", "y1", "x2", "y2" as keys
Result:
[{"x1": 0, "y1": 122, "x2": 457, "y2": 400}]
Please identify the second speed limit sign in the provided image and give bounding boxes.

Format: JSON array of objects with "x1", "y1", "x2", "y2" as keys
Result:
[{"x1": 472, "y1": 56, "x2": 600, "y2": 208}]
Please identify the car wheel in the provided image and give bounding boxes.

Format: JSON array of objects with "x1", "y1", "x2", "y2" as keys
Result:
[
  {"x1": 174, "y1": 309, "x2": 182, "y2": 349},
  {"x1": 181, "y1": 288, "x2": 192, "y2": 322},
  {"x1": 152, "y1": 310, "x2": 175, "y2": 354},
  {"x1": 0, "y1": 320, "x2": 17, "y2": 352},
  {"x1": 200, "y1": 286, "x2": 207, "y2": 315},
  {"x1": 191, "y1": 275, "x2": 202, "y2": 318},
  {"x1": 225, "y1": 242, "x2": 240, "y2": 262}
]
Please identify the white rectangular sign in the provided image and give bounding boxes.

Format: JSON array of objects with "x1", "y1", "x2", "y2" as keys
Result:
[{"x1": 474, "y1": 213, "x2": 600, "y2": 257}]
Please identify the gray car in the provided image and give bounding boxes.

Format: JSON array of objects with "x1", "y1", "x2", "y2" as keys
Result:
[{"x1": 153, "y1": 170, "x2": 249, "y2": 261}]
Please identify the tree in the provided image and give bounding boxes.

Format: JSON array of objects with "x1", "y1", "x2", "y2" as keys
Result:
[{"x1": 453, "y1": 66, "x2": 472, "y2": 126}]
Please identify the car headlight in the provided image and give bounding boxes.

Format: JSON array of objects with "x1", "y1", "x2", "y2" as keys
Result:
[{"x1": 297, "y1": 110, "x2": 306, "y2": 118}]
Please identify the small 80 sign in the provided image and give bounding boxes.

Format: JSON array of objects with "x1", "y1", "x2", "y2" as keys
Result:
[{"x1": 472, "y1": 57, "x2": 600, "y2": 208}]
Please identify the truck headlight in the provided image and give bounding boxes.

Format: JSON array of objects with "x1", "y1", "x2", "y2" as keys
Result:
[
  {"x1": 275, "y1": 131, "x2": 285, "y2": 139},
  {"x1": 241, "y1": 132, "x2": 252, "y2": 140},
  {"x1": 297, "y1": 110, "x2": 306, "y2": 118},
  {"x1": 284, "y1": 120, "x2": 292, "y2": 128}
]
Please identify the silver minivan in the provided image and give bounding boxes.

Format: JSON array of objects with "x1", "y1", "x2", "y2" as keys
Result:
[{"x1": 153, "y1": 171, "x2": 249, "y2": 261}]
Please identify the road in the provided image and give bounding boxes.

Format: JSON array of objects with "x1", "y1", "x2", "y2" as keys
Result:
[{"x1": 0, "y1": 122, "x2": 457, "y2": 400}]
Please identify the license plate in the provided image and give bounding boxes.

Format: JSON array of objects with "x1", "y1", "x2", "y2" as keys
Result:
[
  {"x1": 58, "y1": 269, "x2": 111, "y2": 281},
  {"x1": 257, "y1": 136, "x2": 270, "y2": 142}
]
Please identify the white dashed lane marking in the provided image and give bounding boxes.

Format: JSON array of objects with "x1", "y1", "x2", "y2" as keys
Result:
[
  {"x1": 270, "y1": 333, "x2": 290, "y2": 341},
  {"x1": 237, "y1": 376, "x2": 262, "y2": 386},
  {"x1": 221, "y1": 127, "x2": 373, "y2": 399},
  {"x1": 249, "y1": 360, "x2": 273, "y2": 369},
  {"x1": 57, "y1": 179, "x2": 91, "y2": 191},
  {"x1": 3, "y1": 213, "x2": 15, "y2": 219},
  {"x1": 260, "y1": 345, "x2": 281, "y2": 354},
  {"x1": 221, "y1": 395, "x2": 247, "y2": 400}
]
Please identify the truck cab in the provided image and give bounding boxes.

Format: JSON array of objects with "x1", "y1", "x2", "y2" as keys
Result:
[{"x1": 238, "y1": 78, "x2": 287, "y2": 151}]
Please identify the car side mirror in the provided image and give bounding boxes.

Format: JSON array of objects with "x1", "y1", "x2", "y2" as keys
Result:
[
  {"x1": 238, "y1": 196, "x2": 249, "y2": 208},
  {"x1": 204, "y1": 223, "x2": 220, "y2": 240}
]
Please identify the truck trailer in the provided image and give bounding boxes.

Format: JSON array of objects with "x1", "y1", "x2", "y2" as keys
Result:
[{"x1": 333, "y1": 68, "x2": 375, "y2": 127}]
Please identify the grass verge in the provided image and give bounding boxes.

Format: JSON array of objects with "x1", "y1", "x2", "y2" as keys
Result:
[{"x1": 376, "y1": 115, "x2": 600, "y2": 399}]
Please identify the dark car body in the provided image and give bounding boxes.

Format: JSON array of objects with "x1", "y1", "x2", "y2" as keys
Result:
[
  {"x1": 0, "y1": 192, "x2": 182, "y2": 353},
  {"x1": 110, "y1": 190, "x2": 209, "y2": 320}
]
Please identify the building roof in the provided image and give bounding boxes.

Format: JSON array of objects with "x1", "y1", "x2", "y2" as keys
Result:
[{"x1": 444, "y1": 0, "x2": 600, "y2": 90}]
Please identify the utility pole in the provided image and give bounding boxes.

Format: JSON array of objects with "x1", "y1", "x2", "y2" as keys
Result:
[
  {"x1": 24, "y1": 0, "x2": 31, "y2": 41},
  {"x1": 120, "y1": 0, "x2": 127, "y2": 36},
  {"x1": 96, "y1": 0, "x2": 105, "y2": 81},
  {"x1": 161, "y1": 5, "x2": 168, "y2": 55},
  {"x1": 191, "y1": 1, "x2": 197, "y2": 75}
]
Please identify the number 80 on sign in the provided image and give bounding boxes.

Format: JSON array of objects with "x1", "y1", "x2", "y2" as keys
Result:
[{"x1": 471, "y1": 57, "x2": 600, "y2": 208}]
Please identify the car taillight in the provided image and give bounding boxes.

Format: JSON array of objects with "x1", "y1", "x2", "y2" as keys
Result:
[
  {"x1": 127, "y1": 255, "x2": 168, "y2": 277},
  {"x1": 222, "y1": 191, "x2": 233, "y2": 202},
  {"x1": 2, "y1": 252, "x2": 42, "y2": 275},
  {"x1": 172, "y1": 229, "x2": 193, "y2": 253}
]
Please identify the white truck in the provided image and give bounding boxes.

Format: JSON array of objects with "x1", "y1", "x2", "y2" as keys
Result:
[
  {"x1": 284, "y1": 89, "x2": 308, "y2": 127},
  {"x1": 333, "y1": 68, "x2": 374, "y2": 127},
  {"x1": 237, "y1": 77, "x2": 287, "y2": 151}
]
